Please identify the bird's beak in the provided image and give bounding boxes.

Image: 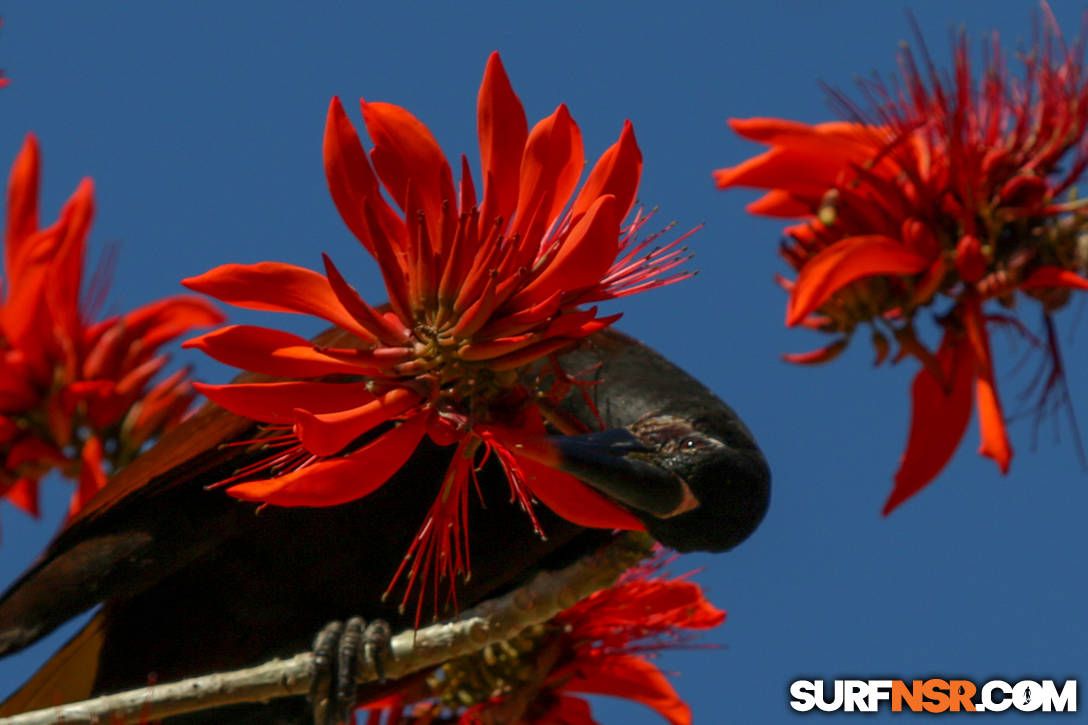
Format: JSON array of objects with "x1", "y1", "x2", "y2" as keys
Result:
[{"x1": 517, "y1": 428, "x2": 697, "y2": 518}]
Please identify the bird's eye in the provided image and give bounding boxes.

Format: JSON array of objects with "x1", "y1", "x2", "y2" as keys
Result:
[{"x1": 679, "y1": 435, "x2": 709, "y2": 452}]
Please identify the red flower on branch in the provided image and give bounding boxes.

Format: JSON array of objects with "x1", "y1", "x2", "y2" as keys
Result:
[
  {"x1": 183, "y1": 52, "x2": 693, "y2": 616},
  {"x1": 0, "y1": 134, "x2": 223, "y2": 519},
  {"x1": 715, "y1": 6, "x2": 1088, "y2": 512},
  {"x1": 361, "y1": 555, "x2": 724, "y2": 725}
]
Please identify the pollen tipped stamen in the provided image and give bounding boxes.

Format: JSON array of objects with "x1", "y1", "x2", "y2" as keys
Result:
[{"x1": 212, "y1": 442, "x2": 315, "y2": 489}]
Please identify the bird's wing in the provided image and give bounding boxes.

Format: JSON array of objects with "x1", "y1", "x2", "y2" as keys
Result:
[
  {"x1": 0, "y1": 610, "x2": 107, "y2": 716},
  {"x1": 0, "y1": 399, "x2": 254, "y2": 657},
  {"x1": 0, "y1": 327, "x2": 364, "y2": 657}
]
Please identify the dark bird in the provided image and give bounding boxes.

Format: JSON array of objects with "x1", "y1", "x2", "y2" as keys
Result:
[{"x1": 0, "y1": 328, "x2": 770, "y2": 723}]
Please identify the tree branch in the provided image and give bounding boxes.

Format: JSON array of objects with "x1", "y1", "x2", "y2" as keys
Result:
[{"x1": 0, "y1": 531, "x2": 655, "y2": 725}]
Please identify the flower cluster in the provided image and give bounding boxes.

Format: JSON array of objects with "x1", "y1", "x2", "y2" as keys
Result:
[
  {"x1": 715, "y1": 8, "x2": 1088, "y2": 512},
  {"x1": 360, "y1": 555, "x2": 724, "y2": 725},
  {"x1": 0, "y1": 135, "x2": 223, "y2": 519},
  {"x1": 183, "y1": 52, "x2": 692, "y2": 616}
]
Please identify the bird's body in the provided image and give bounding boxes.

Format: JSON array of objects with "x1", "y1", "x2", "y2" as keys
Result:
[{"x1": 0, "y1": 329, "x2": 770, "y2": 723}]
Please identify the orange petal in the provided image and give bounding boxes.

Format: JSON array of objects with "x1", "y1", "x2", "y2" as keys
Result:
[
  {"x1": 512, "y1": 103, "x2": 584, "y2": 245},
  {"x1": 555, "y1": 654, "x2": 690, "y2": 725},
  {"x1": 183, "y1": 262, "x2": 377, "y2": 343},
  {"x1": 294, "y1": 387, "x2": 422, "y2": 457},
  {"x1": 509, "y1": 195, "x2": 618, "y2": 309},
  {"x1": 361, "y1": 100, "x2": 454, "y2": 251},
  {"x1": 1019, "y1": 266, "x2": 1088, "y2": 291},
  {"x1": 5, "y1": 134, "x2": 40, "y2": 275},
  {"x1": 570, "y1": 120, "x2": 642, "y2": 222},
  {"x1": 886, "y1": 333, "x2": 974, "y2": 515},
  {"x1": 787, "y1": 235, "x2": 930, "y2": 326},
  {"x1": 183, "y1": 325, "x2": 369, "y2": 378},
  {"x1": 477, "y1": 52, "x2": 528, "y2": 232},
  {"x1": 323, "y1": 96, "x2": 403, "y2": 256},
  {"x1": 227, "y1": 413, "x2": 427, "y2": 507},
  {"x1": 194, "y1": 381, "x2": 378, "y2": 424}
]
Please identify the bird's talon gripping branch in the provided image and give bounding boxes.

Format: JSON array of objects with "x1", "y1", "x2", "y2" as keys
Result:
[{"x1": 311, "y1": 616, "x2": 392, "y2": 725}]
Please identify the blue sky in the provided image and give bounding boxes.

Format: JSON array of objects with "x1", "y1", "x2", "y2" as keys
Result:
[{"x1": 0, "y1": 2, "x2": 1084, "y2": 722}]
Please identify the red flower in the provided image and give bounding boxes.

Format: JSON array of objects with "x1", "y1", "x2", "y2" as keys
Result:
[
  {"x1": 361, "y1": 555, "x2": 724, "y2": 725},
  {"x1": 0, "y1": 134, "x2": 223, "y2": 518},
  {"x1": 715, "y1": 6, "x2": 1088, "y2": 512},
  {"x1": 183, "y1": 52, "x2": 692, "y2": 619}
]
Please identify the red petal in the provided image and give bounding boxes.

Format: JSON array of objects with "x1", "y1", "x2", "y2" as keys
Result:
[
  {"x1": 70, "y1": 436, "x2": 107, "y2": 517},
  {"x1": 728, "y1": 117, "x2": 883, "y2": 156},
  {"x1": 183, "y1": 325, "x2": 370, "y2": 378},
  {"x1": 570, "y1": 120, "x2": 642, "y2": 222},
  {"x1": 47, "y1": 178, "x2": 94, "y2": 345},
  {"x1": 361, "y1": 100, "x2": 454, "y2": 251},
  {"x1": 954, "y1": 234, "x2": 986, "y2": 284},
  {"x1": 294, "y1": 387, "x2": 422, "y2": 457},
  {"x1": 744, "y1": 189, "x2": 812, "y2": 217},
  {"x1": 1019, "y1": 266, "x2": 1088, "y2": 291},
  {"x1": 509, "y1": 195, "x2": 618, "y2": 309},
  {"x1": 3, "y1": 224, "x2": 61, "y2": 364},
  {"x1": 521, "y1": 458, "x2": 644, "y2": 531},
  {"x1": 555, "y1": 654, "x2": 691, "y2": 725},
  {"x1": 536, "y1": 695, "x2": 598, "y2": 725},
  {"x1": 715, "y1": 119, "x2": 886, "y2": 199},
  {"x1": 787, "y1": 235, "x2": 929, "y2": 326},
  {"x1": 781, "y1": 339, "x2": 847, "y2": 365},
  {"x1": 0, "y1": 415, "x2": 16, "y2": 445},
  {"x1": 962, "y1": 298, "x2": 1011, "y2": 472},
  {"x1": 0, "y1": 354, "x2": 37, "y2": 409},
  {"x1": 322, "y1": 253, "x2": 411, "y2": 346},
  {"x1": 901, "y1": 219, "x2": 940, "y2": 260},
  {"x1": 227, "y1": 413, "x2": 427, "y2": 507},
  {"x1": 6, "y1": 436, "x2": 66, "y2": 470},
  {"x1": 886, "y1": 333, "x2": 974, "y2": 515},
  {"x1": 5, "y1": 478, "x2": 40, "y2": 517},
  {"x1": 323, "y1": 96, "x2": 402, "y2": 256},
  {"x1": 194, "y1": 381, "x2": 378, "y2": 424},
  {"x1": 477, "y1": 52, "x2": 528, "y2": 232},
  {"x1": 578, "y1": 579, "x2": 726, "y2": 631},
  {"x1": 117, "y1": 295, "x2": 224, "y2": 351},
  {"x1": 485, "y1": 417, "x2": 644, "y2": 531},
  {"x1": 512, "y1": 104, "x2": 584, "y2": 245},
  {"x1": 5, "y1": 134, "x2": 40, "y2": 276},
  {"x1": 183, "y1": 262, "x2": 376, "y2": 343}
]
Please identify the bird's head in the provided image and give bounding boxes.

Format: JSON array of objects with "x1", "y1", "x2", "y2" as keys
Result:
[
  {"x1": 515, "y1": 329, "x2": 774, "y2": 553},
  {"x1": 545, "y1": 405, "x2": 770, "y2": 553}
]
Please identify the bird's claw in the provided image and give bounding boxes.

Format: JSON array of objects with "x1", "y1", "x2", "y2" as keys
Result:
[{"x1": 310, "y1": 616, "x2": 392, "y2": 725}]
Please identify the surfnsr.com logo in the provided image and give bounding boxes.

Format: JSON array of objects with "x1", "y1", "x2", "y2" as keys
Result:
[{"x1": 790, "y1": 679, "x2": 1076, "y2": 713}]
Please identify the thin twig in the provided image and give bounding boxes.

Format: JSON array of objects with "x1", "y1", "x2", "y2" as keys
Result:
[{"x1": 0, "y1": 531, "x2": 655, "y2": 725}]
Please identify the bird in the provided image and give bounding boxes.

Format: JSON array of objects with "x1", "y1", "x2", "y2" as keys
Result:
[{"x1": 0, "y1": 327, "x2": 770, "y2": 723}]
